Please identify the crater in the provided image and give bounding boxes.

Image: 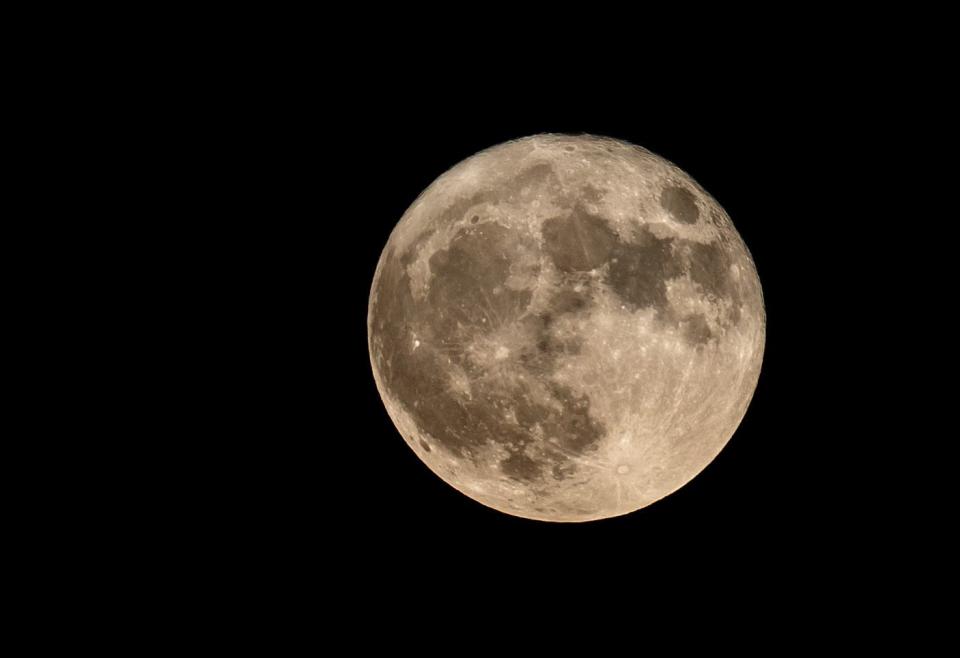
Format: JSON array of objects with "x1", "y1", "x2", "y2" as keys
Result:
[{"x1": 660, "y1": 186, "x2": 699, "y2": 224}]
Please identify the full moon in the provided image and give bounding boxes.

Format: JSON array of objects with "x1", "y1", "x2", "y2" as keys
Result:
[{"x1": 368, "y1": 134, "x2": 765, "y2": 522}]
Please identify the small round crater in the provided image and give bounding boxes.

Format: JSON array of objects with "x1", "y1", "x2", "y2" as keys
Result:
[
  {"x1": 616, "y1": 464, "x2": 630, "y2": 475},
  {"x1": 471, "y1": 215, "x2": 480, "y2": 224}
]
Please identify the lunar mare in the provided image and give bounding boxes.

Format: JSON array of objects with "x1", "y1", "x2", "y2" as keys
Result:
[{"x1": 368, "y1": 134, "x2": 765, "y2": 522}]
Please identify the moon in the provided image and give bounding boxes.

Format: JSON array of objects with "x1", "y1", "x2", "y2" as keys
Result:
[{"x1": 368, "y1": 134, "x2": 765, "y2": 522}]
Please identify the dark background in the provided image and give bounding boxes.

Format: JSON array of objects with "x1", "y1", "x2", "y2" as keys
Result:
[
  {"x1": 167, "y1": 41, "x2": 932, "y2": 611},
  {"x1": 218, "y1": 78, "x2": 886, "y2": 594},
  {"x1": 32, "y1": 12, "x2": 943, "y2": 641},
  {"x1": 62, "y1": 17, "x2": 951, "y2": 641}
]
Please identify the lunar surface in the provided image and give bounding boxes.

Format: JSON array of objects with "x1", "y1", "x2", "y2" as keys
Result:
[{"x1": 368, "y1": 134, "x2": 765, "y2": 522}]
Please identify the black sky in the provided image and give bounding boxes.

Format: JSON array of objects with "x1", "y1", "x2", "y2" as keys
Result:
[
  {"x1": 166, "y1": 41, "x2": 924, "y2": 612},
  {"x1": 218, "y1": 76, "x2": 887, "y2": 588}
]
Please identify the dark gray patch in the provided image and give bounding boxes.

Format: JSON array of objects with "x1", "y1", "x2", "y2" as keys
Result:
[
  {"x1": 468, "y1": 387, "x2": 535, "y2": 447},
  {"x1": 435, "y1": 190, "x2": 498, "y2": 228},
  {"x1": 516, "y1": 316, "x2": 583, "y2": 375},
  {"x1": 540, "y1": 209, "x2": 742, "y2": 332},
  {"x1": 517, "y1": 343, "x2": 556, "y2": 374},
  {"x1": 542, "y1": 383, "x2": 606, "y2": 456},
  {"x1": 542, "y1": 206, "x2": 619, "y2": 273},
  {"x1": 685, "y1": 241, "x2": 741, "y2": 326},
  {"x1": 541, "y1": 332, "x2": 584, "y2": 358},
  {"x1": 426, "y1": 223, "x2": 538, "y2": 338},
  {"x1": 547, "y1": 287, "x2": 591, "y2": 315},
  {"x1": 564, "y1": 145, "x2": 576, "y2": 152},
  {"x1": 372, "y1": 211, "x2": 605, "y2": 479},
  {"x1": 419, "y1": 439, "x2": 431, "y2": 452},
  {"x1": 515, "y1": 287, "x2": 589, "y2": 376},
  {"x1": 552, "y1": 462, "x2": 577, "y2": 480},
  {"x1": 369, "y1": 249, "x2": 412, "y2": 380},
  {"x1": 515, "y1": 315, "x2": 553, "y2": 373},
  {"x1": 606, "y1": 228, "x2": 683, "y2": 314},
  {"x1": 660, "y1": 186, "x2": 699, "y2": 224},
  {"x1": 682, "y1": 314, "x2": 713, "y2": 345},
  {"x1": 372, "y1": 224, "x2": 542, "y2": 460},
  {"x1": 687, "y1": 242, "x2": 730, "y2": 301},
  {"x1": 542, "y1": 211, "x2": 689, "y2": 319},
  {"x1": 500, "y1": 452, "x2": 542, "y2": 481},
  {"x1": 490, "y1": 380, "x2": 605, "y2": 483},
  {"x1": 371, "y1": 256, "x2": 483, "y2": 458},
  {"x1": 516, "y1": 286, "x2": 592, "y2": 372},
  {"x1": 470, "y1": 215, "x2": 480, "y2": 224}
]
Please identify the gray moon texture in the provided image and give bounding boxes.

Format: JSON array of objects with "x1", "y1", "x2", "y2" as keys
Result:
[{"x1": 368, "y1": 134, "x2": 765, "y2": 522}]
